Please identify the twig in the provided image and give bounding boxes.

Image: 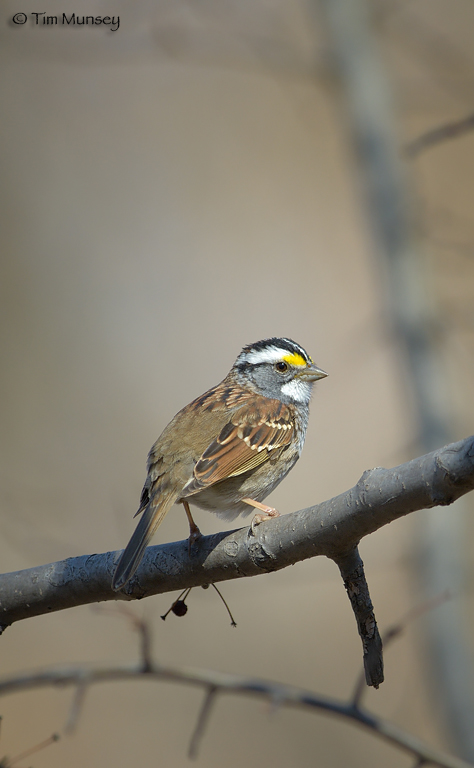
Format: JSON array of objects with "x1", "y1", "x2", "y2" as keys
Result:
[
  {"x1": 406, "y1": 113, "x2": 474, "y2": 158},
  {"x1": 136, "y1": 616, "x2": 153, "y2": 673},
  {"x1": 0, "y1": 662, "x2": 470, "y2": 768},
  {"x1": 209, "y1": 583, "x2": 237, "y2": 627},
  {"x1": 351, "y1": 591, "x2": 452, "y2": 707},
  {"x1": 1, "y1": 733, "x2": 59, "y2": 767},
  {"x1": 188, "y1": 686, "x2": 217, "y2": 760},
  {"x1": 65, "y1": 679, "x2": 88, "y2": 734},
  {"x1": 90, "y1": 604, "x2": 153, "y2": 672},
  {"x1": 333, "y1": 547, "x2": 383, "y2": 689}
]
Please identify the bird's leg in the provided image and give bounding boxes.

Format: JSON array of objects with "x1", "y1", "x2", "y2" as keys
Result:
[
  {"x1": 242, "y1": 497, "x2": 280, "y2": 534},
  {"x1": 182, "y1": 500, "x2": 202, "y2": 553}
]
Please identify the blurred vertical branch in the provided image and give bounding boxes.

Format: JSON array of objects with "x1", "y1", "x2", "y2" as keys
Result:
[{"x1": 317, "y1": 0, "x2": 474, "y2": 760}]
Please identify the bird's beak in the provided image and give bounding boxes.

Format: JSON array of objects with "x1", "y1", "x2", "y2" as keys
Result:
[{"x1": 297, "y1": 363, "x2": 328, "y2": 382}]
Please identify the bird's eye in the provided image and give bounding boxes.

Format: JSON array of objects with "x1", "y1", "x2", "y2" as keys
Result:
[{"x1": 275, "y1": 361, "x2": 288, "y2": 373}]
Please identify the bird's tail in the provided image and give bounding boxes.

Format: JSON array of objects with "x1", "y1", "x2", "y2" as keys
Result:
[{"x1": 112, "y1": 495, "x2": 175, "y2": 591}]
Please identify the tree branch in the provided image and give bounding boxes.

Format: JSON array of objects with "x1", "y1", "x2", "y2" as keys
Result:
[
  {"x1": 0, "y1": 436, "x2": 472, "y2": 630},
  {"x1": 333, "y1": 548, "x2": 383, "y2": 688},
  {"x1": 0, "y1": 658, "x2": 471, "y2": 768}
]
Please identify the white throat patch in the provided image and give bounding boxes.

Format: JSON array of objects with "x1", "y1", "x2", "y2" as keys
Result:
[{"x1": 280, "y1": 378, "x2": 311, "y2": 403}]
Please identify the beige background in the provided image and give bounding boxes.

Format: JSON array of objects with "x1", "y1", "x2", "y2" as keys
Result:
[{"x1": 1, "y1": 0, "x2": 474, "y2": 765}]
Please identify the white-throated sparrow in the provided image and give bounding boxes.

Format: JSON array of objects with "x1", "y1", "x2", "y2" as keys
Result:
[{"x1": 112, "y1": 337, "x2": 327, "y2": 590}]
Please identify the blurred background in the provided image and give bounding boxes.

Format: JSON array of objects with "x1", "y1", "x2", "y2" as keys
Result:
[{"x1": 1, "y1": 0, "x2": 474, "y2": 765}]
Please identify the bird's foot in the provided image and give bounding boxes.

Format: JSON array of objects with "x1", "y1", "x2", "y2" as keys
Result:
[
  {"x1": 187, "y1": 524, "x2": 202, "y2": 555},
  {"x1": 242, "y1": 497, "x2": 280, "y2": 534}
]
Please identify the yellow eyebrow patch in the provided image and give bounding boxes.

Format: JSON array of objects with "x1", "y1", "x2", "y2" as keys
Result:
[{"x1": 282, "y1": 352, "x2": 307, "y2": 367}]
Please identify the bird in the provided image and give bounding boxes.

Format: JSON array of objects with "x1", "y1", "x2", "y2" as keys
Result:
[{"x1": 112, "y1": 337, "x2": 327, "y2": 590}]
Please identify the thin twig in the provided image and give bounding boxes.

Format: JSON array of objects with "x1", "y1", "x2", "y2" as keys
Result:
[
  {"x1": 1, "y1": 734, "x2": 59, "y2": 767},
  {"x1": 210, "y1": 583, "x2": 237, "y2": 627},
  {"x1": 91, "y1": 603, "x2": 154, "y2": 672},
  {"x1": 65, "y1": 678, "x2": 88, "y2": 733},
  {"x1": 188, "y1": 686, "x2": 218, "y2": 760},
  {"x1": 406, "y1": 113, "x2": 474, "y2": 158},
  {"x1": 137, "y1": 617, "x2": 153, "y2": 673}
]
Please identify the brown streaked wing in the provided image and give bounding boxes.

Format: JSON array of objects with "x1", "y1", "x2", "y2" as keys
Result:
[{"x1": 182, "y1": 398, "x2": 294, "y2": 495}]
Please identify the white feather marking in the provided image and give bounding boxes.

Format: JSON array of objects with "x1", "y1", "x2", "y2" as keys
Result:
[
  {"x1": 280, "y1": 379, "x2": 311, "y2": 403},
  {"x1": 239, "y1": 346, "x2": 292, "y2": 366}
]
